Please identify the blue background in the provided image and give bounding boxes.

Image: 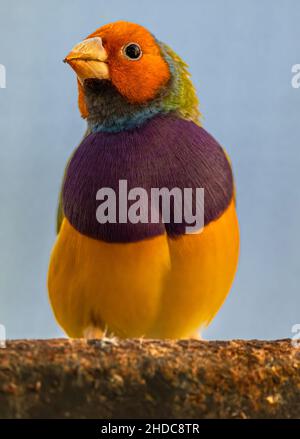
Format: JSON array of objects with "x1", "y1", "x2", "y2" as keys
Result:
[{"x1": 0, "y1": 0, "x2": 299, "y2": 340}]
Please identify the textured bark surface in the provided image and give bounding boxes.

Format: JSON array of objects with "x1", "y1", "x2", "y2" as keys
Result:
[{"x1": 0, "y1": 339, "x2": 299, "y2": 419}]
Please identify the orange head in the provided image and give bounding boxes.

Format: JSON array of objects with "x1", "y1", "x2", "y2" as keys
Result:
[
  {"x1": 64, "y1": 21, "x2": 200, "y2": 132},
  {"x1": 65, "y1": 21, "x2": 170, "y2": 113}
]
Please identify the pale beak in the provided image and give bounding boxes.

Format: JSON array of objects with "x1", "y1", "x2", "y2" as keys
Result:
[{"x1": 64, "y1": 37, "x2": 110, "y2": 81}]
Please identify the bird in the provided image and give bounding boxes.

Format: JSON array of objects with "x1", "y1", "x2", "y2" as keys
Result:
[{"x1": 48, "y1": 21, "x2": 239, "y2": 340}]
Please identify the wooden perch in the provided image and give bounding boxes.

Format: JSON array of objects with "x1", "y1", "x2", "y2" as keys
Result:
[{"x1": 0, "y1": 339, "x2": 299, "y2": 419}]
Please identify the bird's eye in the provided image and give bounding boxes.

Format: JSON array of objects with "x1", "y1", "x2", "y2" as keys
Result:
[{"x1": 123, "y1": 43, "x2": 142, "y2": 60}]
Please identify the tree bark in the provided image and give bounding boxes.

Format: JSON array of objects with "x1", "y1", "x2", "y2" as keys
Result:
[{"x1": 0, "y1": 339, "x2": 299, "y2": 419}]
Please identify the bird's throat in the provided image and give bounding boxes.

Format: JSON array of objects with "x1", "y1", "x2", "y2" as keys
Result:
[{"x1": 84, "y1": 78, "x2": 171, "y2": 134}]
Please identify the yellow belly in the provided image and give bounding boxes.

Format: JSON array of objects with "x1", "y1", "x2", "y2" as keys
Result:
[{"x1": 48, "y1": 199, "x2": 239, "y2": 339}]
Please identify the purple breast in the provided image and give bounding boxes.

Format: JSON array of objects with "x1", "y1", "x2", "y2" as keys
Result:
[{"x1": 62, "y1": 115, "x2": 234, "y2": 243}]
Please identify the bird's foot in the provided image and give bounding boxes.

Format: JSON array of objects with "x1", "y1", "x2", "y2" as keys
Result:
[
  {"x1": 189, "y1": 331, "x2": 202, "y2": 340},
  {"x1": 83, "y1": 326, "x2": 119, "y2": 347},
  {"x1": 83, "y1": 325, "x2": 104, "y2": 340}
]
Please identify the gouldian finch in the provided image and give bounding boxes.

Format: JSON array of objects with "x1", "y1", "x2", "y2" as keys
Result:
[{"x1": 48, "y1": 21, "x2": 239, "y2": 339}]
